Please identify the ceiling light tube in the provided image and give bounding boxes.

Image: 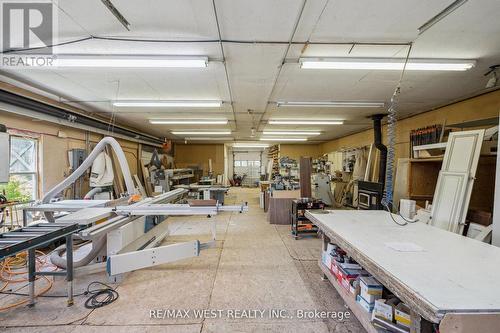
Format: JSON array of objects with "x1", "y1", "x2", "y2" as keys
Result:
[
  {"x1": 232, "y1": 143, "x2": 270, "y2": 148},
  {"x1": 299, "y1": 57, "x2": 475, "y2": 71},
  {"x1": 418, "y1": 0, "x2": 468, "y2": 35},
  {"x1": 263, "y1": 131, "x2": 321, "y2": 136},
  {"x1": 149, "y1": 119, "x2": 228, "y2": 125},
  {"x1": 276, "y1": 101, "x2": 384, "y2": 108},
  {"x1": 268, "y1": 120, "x2": 343, "y2": 125},
  {"x1": 52, "y1": 55, "x2": 208, "y2": 68},
  {"x1": 114, "y1": 100, "x2": 222, "y2": 108},
  {"x1": 260, "y1": 138, "x2": 308, "y2": 142},
  {"x1": 184, "y1": 137, "x2": 234, "y2": 141},
  {"x1": 172, "y1": 131, "x2": 231, "y2": 135}
]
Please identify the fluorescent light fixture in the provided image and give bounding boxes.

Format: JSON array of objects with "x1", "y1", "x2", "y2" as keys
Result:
[
  {"x1": 172, "y1": 131, "x2": 231, "y2": 135},
  {"x1": 260, "y1": 138, "x2": 308, "y2": 142},
  {"x1": 113, "y1": 100, "x2": 222, "y2": 108},
  {"x1": 299, "y1": 57, "x2": 475, "y2": 71},
  {"x1": 276, "y1": 101, "x2": 384, "y2": 108},
  {"x1": 149, "y1": 119, "x2": 228, "y2": 125},
  {"x1": 185, "y1": 137, "x2": 234, "y2": 141},
  {"x1": 268, "y1": 119, "x2": 343, "y2": 125},
  {"x1": 52, "y1": 55, "x2": 208, "y2": 68},
  {"x1": 418, "y1": 0, "x2": 468, "y2": 35},
  {"x1": 233, "y1": 143, "x2": 270, "y2": 148},
  {"x1": 263, "y1": 131, "x2": 321, "y2": 136}
]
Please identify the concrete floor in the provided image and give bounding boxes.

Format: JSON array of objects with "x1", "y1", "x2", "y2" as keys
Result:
[{"x1": 0, "y1": 188, "x2": 364, "y2": 332}]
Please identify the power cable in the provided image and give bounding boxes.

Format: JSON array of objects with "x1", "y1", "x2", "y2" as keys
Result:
[{"x1": 83, "y1": 281, "x2": 119, "y2": 309}]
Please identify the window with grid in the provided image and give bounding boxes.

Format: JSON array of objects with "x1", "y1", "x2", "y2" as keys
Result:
[{"x1": 0, "y1": 137, "x2": 38, "y2": 201}]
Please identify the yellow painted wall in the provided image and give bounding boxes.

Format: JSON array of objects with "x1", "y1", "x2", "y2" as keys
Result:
[
  {"x1": 0, "y1": 111, "x2": 140, "y2": 197},
  {"x1": 174, "y1": 144, "x2": 225, "y2": 175},
  {"x1": 320, "y1": 89, "x2": 500, "y2": 157},
  {"x1": 279, "y1": 144, "x2": 322, "y2": 160}
]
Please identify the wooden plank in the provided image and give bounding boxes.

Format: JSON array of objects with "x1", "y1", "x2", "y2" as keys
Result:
[
  {"x1": 307, "y1": 210, "x2": 500, "y2": 324},
  {"x1": 105, "y1": 146, "x2": 124, "y2": 196},
  {"x1": 440, "y1": 313, "x2": 500, "y2": 333},
  {"x1": 364, "y1": 144, "x2": 374, "y2": 181},
  {"x1": 393, "y1": 158, "x2": 410, "y2": 207},
  {"x1": 133, "y1": 174, "x2": 147, "y2": 197},
  {"x1": 300, "y1": 156, "x2": 312, "y2": 198}
]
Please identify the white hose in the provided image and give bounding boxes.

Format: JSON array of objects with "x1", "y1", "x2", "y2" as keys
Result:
[
  {"x1": 42, "y1": 137, "x2": 136, "y2": 221},
  {"x1": 84, "y1": 187, "x2": 103, "y2": 200},
  {"x1": 50, "y1": 235, "x2": 106, "y2": 269}
]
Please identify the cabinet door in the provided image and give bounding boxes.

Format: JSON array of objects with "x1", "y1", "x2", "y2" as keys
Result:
[
  {"x1": 431, "y1": 130, "x2": 485, "y2": 233},
  {"x1": 431, "y1": 172, "x2": 468, "y2": 232},
  {"x1": 441, "y1": 130, "x2": 484, "y2": 174}
]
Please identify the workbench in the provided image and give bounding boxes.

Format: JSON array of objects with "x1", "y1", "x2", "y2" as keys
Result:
[
  {"x1": 173, "y1": 184, "x2": 229, "y2": 204},
  {"x1": 306, "y1": 210, "x2": 500, "y2": 333}
]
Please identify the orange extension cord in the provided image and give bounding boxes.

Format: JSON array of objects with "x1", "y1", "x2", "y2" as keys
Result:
[{"x1": 0, "y1": 250, "x2": 54, "y2": 311}]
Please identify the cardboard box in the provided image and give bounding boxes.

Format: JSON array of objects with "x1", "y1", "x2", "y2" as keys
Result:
[
  {"x1": 372, "y1": 299, "x2": 394, "y2": 322},
  {"x1": 356, "y1": 295, "x2": 374, "y2": 313},
  {"x1": 326, "y1": 243, "x2": 336, "y2": 254},
  {"x1": 395, "y1": 303, "x2": 412, "y2": 328},
  {"x1": 341, "y1": 276, "x2": 354, "y2": 291},
  {"x1": 339, "y1": 261, "x2": 362, "y2": 270},
  {"x1": 359, "y1": 276, "x2": 383, "y2": 304},
  {"x1": 322, "y1": 251, "x2": 332, "y2": 268},
  {"x1": 337, "y1": 266, "x2": 368, "y2": 282},
  {"x1": 330, "y1": 258, "x2": 341, "y2": 277},
  {"x1": 349, "y1": 278, "x2": 360, "y2": 297}
]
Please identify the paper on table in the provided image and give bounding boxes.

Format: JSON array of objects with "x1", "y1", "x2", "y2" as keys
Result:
[{"x1": 385, "y1": 242, "x2": 424, "y2": 252}]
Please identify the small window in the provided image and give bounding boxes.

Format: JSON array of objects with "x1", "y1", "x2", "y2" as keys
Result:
[
  {"x1": 0, "y1": 137, "x2": 38, "y2": 201},
  {"x1": 240, "y1": 161, "x2": 247, "y2": 167},
  {"x1": 234, "y1": 161, "x2": 241, "y2": 167}
]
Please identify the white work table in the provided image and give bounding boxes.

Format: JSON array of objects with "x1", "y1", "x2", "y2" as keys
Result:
[{"x1": 306, "y1": 210, "x2": 500, "y2": 332}]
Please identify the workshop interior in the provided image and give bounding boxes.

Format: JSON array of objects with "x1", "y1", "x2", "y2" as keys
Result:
[{"x1": 1, "y1": 1, "x2": 500, "y2": 332}]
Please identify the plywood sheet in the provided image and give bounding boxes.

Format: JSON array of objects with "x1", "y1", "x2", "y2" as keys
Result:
[{"x1": 393, "y1": 158, "x2": 409, "y2": 207}]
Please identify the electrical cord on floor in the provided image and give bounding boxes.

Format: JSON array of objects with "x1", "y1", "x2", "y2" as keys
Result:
[
  {"x1": 0, "y1": 290, "x2": 87, "y2": 298},
  {"x1": 84, "y1": 281, "x2": 119, "y2": 309}
]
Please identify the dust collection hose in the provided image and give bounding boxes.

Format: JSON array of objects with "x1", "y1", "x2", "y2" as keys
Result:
[
  {"x1": 50, "y1": 236, "x2": 107, "y2": 269},
  {"x1": 42, "y1": 137, "x2": 136, "y2": 221},
  {"x1": 44, "y1": 137, "x2": 136, "y2": 268},
  {"x1": 84, "y1": 187, "x2": 103, "y2": 200}
]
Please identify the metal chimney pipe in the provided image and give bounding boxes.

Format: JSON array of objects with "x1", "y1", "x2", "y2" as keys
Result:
[{"x1": 371, "y1": 114, "x2": 387, "y2": 188}]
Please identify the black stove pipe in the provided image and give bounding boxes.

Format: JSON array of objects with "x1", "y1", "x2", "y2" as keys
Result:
[{"x1": 371, "y1": 114, "x2": 387, "y2": 188}]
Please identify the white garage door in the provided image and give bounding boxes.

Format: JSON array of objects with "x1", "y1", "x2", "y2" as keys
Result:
[{"x1": 233, "y1": 151, "x2": 262, "y2": 187}]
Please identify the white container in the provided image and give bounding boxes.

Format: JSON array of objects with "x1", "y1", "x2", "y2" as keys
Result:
[{"x1": 400, "y1": 199, "x2": 416, "y2": 219}]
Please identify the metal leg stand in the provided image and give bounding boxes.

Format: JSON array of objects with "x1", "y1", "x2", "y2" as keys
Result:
[
  {"x1": 65, "y1": 235, "x2": 74, "y2": 306},
  {"x1": 28, "y1": 248, "x2": 36, "y2": 307}
]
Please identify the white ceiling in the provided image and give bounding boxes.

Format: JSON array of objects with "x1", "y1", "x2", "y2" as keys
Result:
[{"x1": 1, "y1": 0, "x2": 500, "y2": 144}]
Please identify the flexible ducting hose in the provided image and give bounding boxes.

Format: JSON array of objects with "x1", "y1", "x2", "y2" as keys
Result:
[
  {"x1": 84, "y1": 187, "x2": 103, "y2": 200},
  {"x1": 42, "y1": 137, "x2": 136, "y2": 221},
  {"x1": 50, "y1": 235, "x2": 106, "y2": 269}
]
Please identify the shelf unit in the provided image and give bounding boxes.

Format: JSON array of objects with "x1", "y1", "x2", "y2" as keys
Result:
[
  {"x1": 319, "y1": 262, "x2": 380, "y2": 333},
  {"x1": 408, "y1": 158, "x2": 443, "y2": 207},
  {"x1": 268, "y1": 145, "x2": 280, "y2": 176},
  {"x1": 290, "y1": 200, "x2": 324, "y2": 238}
]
